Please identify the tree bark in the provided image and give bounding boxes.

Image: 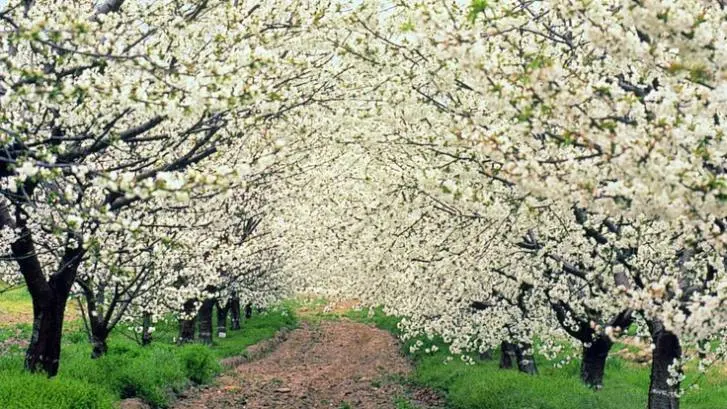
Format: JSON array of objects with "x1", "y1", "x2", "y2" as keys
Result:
[
  {"x1": 500, "y1": 341, "x2": 517, "y2": 369},
  {"x1": 581, "y1": 334, "x2": 612, "y2": 389},
  {"x1": 500, "y1": 342, "x2": 537, "y2": 374},
  {"x1": 230, "y1": 296, "x2": 241, "y2": 330},
  {"x1": 216, "y1": 302, "x2": 229, "y2": 338},
  {"x1": 198, "y1": 297, "x2": 215, "y2": 345},
  {"x1": 22, "y1": 245, "x2": 82, "y2": 375},
  {"x1": 141, "y1": 312, "x2": 153, "y2": 346},
  {"x1": 244, "y1": 302, "x2": 253, "y2": 319},
  {"x1": 178, "y1": 300, "x2": 197, "y2": 344},
  {"x1": 89, "y1": 316, "x2": 109, "y2": 359},
  {"x1": 648, "y1": 321, "x2": 681, "y2": 409},
  {"x1": 25, "y1": 291, "x2": 67, "y2": 375},
  {"x1": 0, "y1": 200, "x2": 84, "y2": 376},
  {"x1": 516, "y1": 342, "x2": 538, "y2": 375}
]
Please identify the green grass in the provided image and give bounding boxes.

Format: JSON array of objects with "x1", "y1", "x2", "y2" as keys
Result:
[
  {"x1": 0, "y1": 286, "x2": 32, "y2": 319},
  {"x1": 394, "y1": 396, "x2": 424, "y2": 409},
  {"x1": 339, "y1": 306, "x2": 727, "y2": 409},
  {"x1": 0, "y1": 291, "x2": 298, "y2": 409}
]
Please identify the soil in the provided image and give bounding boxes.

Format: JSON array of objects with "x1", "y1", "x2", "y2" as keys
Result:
[{"x1": 171, "y1": 320, "x2": 445, "y2": 409}]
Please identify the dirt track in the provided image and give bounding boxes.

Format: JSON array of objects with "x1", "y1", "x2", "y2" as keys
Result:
[{"x1": 172, "y1": 320, "x2": 443, "y2": 409}]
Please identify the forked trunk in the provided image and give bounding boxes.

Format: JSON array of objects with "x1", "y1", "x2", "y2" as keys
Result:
[{"x1": 22, "y1": 247, "x2": 81, "y2": 376}]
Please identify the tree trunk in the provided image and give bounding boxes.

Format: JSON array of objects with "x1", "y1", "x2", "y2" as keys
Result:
[
  {"x1": 90, "y1": 334, "x2": 108, "y2": 358},
  {"x1": 89, "y1": 317, "x2": 108, "y2": 359},
  {"x1": 515, "y1": 342, "x2": 538, "y2": 375},
  {"x1": 216, "y1": 302, "x2": 229, "y2": 338},
  {"x1": 581, "y1": 334, "x2": 612, "y2": 389},
  {"x1": 500, "y1": 341, "x2": 517, "y2": 369},
  {"x1": 244, "y1": 302, "x2": 253, "y2": 319},
  {"x1": 648, "y1": 321, "x2": 681, "y2": 409},
  {"x1": 198, "y1": 298, "x2": 215, "y2": 345},
  {"x1": 479, "y1": 349, "x2": 493, "y2": 361},
  {"x1": 23, "y1": 247, "x2": 82, "y2": 376},
  {"x1": 25, "y1": 292, "x2": 67, "y2": 375},
  {"x1": 178, "y1": 300, "x2": 197, "y2": 344},
  {"x1": 230, "y1": 297, "x2": 241, "y2": 330},
  {"x1": 141, "y1": 312, "x2": 153, "y2": 346},
  {"x1": 1, "y1": 201, "x2": 83, "y2": 376}
]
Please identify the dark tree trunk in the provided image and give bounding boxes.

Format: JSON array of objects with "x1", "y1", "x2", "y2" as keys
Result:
[
  {"x1": 90, "y1": 334, "x2": 108, "y2": 358},
  {"x1": 25, "y1": 291, "x2": 68, "y2": 375},
  {"x1": 141, "y1": 312, "x2": 153, "y2": 346},
  {"x1": 84, "y1": 289, "x2": 109, "y2": 359},
  {"x1": 648, "y1": 321, "x2": 681, "y2": 409},
  {"x1": 216, "y1": 302, "x2": 229, "y2": 338},
  {"x1": 515, "y1": 342, "x2": 538, "y2": 375},
  {"x1": 230, "y1": 297, "x2": 241, "y2": 330},
  {"x1": 552, "y1": 302, "x2": 633, "y2": 389},
  {"x1": 89, "y1": 318, "x2": 108, "y2": 359},
  {"x1": 479, "y1": 349, "x2": 493, "y2": 361},
  {"x1": 198, "y1": 297, "x2": 215, "y2": 345},
  {"x1": 244, "y1": 302, "x2": 253, "y2": 319},
  {"x1": 500, "y1": 342, "x2": 537, "y2": 374},
  {"x1": 581, "y1": 334, "x2": 612, "y2": 389},
  {"x1": 500, "y1": 341, "x2": 517, "y2": 369},
  {"x1": 178, "y1": 300, "x2": 197, "y2": 344},
  {"x1": 22, "y1": 244, "x2": 82, "y2": 376}
]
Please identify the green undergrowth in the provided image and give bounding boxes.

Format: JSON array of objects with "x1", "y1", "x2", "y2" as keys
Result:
[
  {"x1": 316, "y1": 301, "x2": 727, "y2": 409},
  {"x1": 0, "y1": 291, "x2": 297, "y2": 409}
]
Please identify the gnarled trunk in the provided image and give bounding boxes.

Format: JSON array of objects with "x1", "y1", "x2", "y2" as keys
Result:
[
  {"x1": 216, "y1": 302, "x2": 229, "y2": 338},
  {"x1": 198, "y1": 297, "x2": 215, "y2": 345},
  {"x1": 19, "y1": 236, "x2": 82, "y2": 376},
  {"x1": 648, "y1": 321, "x2": 681, "y2": 409},
  {"x1": 230, "y1": 297, "x2": 241, "y2": 330}
]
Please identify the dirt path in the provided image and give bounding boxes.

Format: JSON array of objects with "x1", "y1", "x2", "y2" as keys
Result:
[{"x1": 172, "y1": 320, "x2": 444, "y2": 409}]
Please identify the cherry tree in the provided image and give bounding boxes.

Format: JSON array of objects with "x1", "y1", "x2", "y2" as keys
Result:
[{"x1": 0, "y1": 0, "x2": 347, "y2": 375}]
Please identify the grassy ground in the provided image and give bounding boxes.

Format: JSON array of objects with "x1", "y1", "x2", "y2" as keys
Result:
[
  {"x1": 301, "y1": 300, "x2": 727, "y2": 409},
  {"x1": 0, "y1": 287, "x2": 297, "y2": 409},
  {"x1": 4, "y1": 294, "x2": 727, "y2": 409},
  {"x1": 0, "y1": 286, "x2": 34, "y2": 327}
]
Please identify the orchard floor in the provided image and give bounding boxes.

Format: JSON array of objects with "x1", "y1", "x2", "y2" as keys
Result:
[{"x1": 172, "y1": 320, "x2": 445, "y2": 409}]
